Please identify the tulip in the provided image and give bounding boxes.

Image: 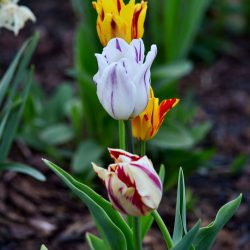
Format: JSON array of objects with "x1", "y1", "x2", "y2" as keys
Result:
[
  {"x1": 132, "y1": 87, "x2": 179, "y2": 141},
  {"x1": 93, "y1": 38, "x2": 157, "y2": 120},
  {"x1": 92, "y1": 0, "x2": 147, "y2": 46},
  {"x1": 0, "y1": 0, "x2": 36, "y2": 35},
  {"x1": 92, "y1": 148, "x2": 163, "y2": 216}
]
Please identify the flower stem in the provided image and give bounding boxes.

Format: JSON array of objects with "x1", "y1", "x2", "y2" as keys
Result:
[
  {"x1": 152, "y1": 210, "x2": 173, "y2": 249},
  {"x1": 125, "y1": 120, "x2": 134, "y2": 153},
  {"x1": 119, "y1": 120, "x2": 126, "y2": 150},
  {"x1": 140, "y1": 140, "x2": 146, "y2": 156},
  {"x1": 133, "y1": 217, "x2": 142, "y2": 250}
]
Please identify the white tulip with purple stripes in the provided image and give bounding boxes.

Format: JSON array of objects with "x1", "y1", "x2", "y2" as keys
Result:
[
  {"x1": 92, "y1": 148, "x2": 163, "y2": 216},
  {"x1": 93, "y1": 38, "x2": 157, "y2": 120}
]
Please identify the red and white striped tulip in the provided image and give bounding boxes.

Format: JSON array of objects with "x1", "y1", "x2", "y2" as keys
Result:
[{"x1": 92, "y1": 148, "x2": 163, "y2": 216}]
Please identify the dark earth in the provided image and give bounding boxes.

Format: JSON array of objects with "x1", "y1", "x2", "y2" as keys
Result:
[{"x1": 0, "y1": 0, "x2": 249, "y2": 249}]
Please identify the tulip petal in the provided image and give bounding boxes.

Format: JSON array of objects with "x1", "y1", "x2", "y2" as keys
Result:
[
  {"x1": 132, "y1": 44, "x2": 157, "y2": 116},
  {"x1": 97, "y1": 61, "x2": 136, "y2": 120},
  {"x1": 93, "y1": 53, "x2": 109, "y2": 84},
  {"x1": 130, "y1": 39, "x2": 145, "y2": 64},
  {"x1": 112, "y1": 165, "x2": 146, "y2": 216},
  {"x1": 133, "y1": 1, "x2": 147, "y2": 38},
  {"x1": 108, "y1": 148, "x2": 140, "y2": 163},
  {"x1": 92, "y1": 162, "x2": 108, "y2": 182},
  {"x1": 127, "y1": 161, "x2": 162, "y2": 209},
  {"x1": 103, "y1": 38, "x2": 131, "y2": 64}
]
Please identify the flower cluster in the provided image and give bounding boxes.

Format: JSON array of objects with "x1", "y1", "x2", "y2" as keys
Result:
[
  {"x1": 0, "y1": 0, "x2": 35, "y2": 35},
  {"x1": 92, "y1": 0, "x2": 179, "y2": 215}
]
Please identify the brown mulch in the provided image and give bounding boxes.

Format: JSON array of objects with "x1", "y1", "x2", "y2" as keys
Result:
[{"x1": 0, "y1": 0, "x2": 249, "y2": 249}]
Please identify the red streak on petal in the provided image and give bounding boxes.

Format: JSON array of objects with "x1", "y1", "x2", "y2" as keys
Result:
[
  {"x1": 159, "y1": 98, "x2": 178, "y2": 124},
  {"x1": 117, "y1": 0, "x2": 121, "y2": 12},
  {"x1": 144, "y1": 114, "x2": 149, "y2": 121},
  {"x1": 109, "y1": 149, "x2": 140, "y2": 162},
  {"x1": 116, "y1": 166, "x2": 145, "y2": 214},
  {"x1": 130, "y1": 163, "x2": 162, "y2": 191},
  {"x1": 132, "y1": 6, "x2": 142, "y2": 38},
  {"x1": 108, "y1": 175, "x2": 127, "y2": 214}
]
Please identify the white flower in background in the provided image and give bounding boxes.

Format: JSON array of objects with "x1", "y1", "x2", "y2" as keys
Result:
[
  {"x1": 93, "y1": 38, "x2": 157, "y2": 120},
  {"x1": 0, "y1": 0, "x2": 36, "y2": 35}
]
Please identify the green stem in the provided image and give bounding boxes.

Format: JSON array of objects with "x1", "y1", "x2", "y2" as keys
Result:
[
  {"x1": 125, "y1": 120, "x2": 134, "y2": 153},
  {"x1": 133, "y1": 217, "x2": 142, "y2": 250},
  {"x1": 152, "y1": 210, "x2": 173, "y2": 249},
  {"x1": 140, "y1": 140, "x2": 146, "y2": 156},
  {"x1": 119, "y1": 120, "x2": 126, "y2": 150}
]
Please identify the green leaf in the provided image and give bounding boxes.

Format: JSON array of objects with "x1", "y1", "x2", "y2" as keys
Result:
[
  {"x1": 140, "y1": 164, "x2": 166, "y2": 239},
  {"x1": 72, "y1": 140, "x2": 103, "y2": 173},
  {"x1": 0, "y1": 69, "x2": 34, "y2": 161},
  {"x1": 152, "y1": 61, "x2": 193, "y2": 81},
  {"x1": 39, "y1": 124, "x2": 74, "y2": 145},
  {"x1": 0, "y1": 33, "x2": 39, "y2": 106},
  {"x1": 0, "y1": 33, "x2": 39, "y2": 161},
  {"x1": 86, "y1": 233, "x2": 110, "y2": 250},
  {"x1": 40, "y1": 245, "x2": 48, "y2": 250},
  {"x1": 173, "y1": 168, "x2": 187, "y2": 244},
  {"x1": 0, "y1": 162, "x2": 46, "y2": 181},
  {"x1": 190, "y1": 122, "x2": 212, "y2": 143},
  {"x1": 42, "y1": 83, "x2": 74, "y2": 123},
  {"x1": 43, "y1": 159, "x2": 132, "y2": 250},
  {"x1": 193, "y1": 194, "x2": 242, "y2": 250},
  {"x1": 150, "y1": 123, "x2": 194, "y2": 150},
  {"x1": 172, "y1": 221, "x2": 200, "y2": 250},
  {"x1": 163, "y1": 0, "x2": 211, "y2": 62}
]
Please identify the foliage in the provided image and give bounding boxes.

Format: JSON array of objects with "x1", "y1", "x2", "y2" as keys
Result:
[
  {"x1": 192, "y1": 0, "x2": 248, "y2": 64},
  {"x1": 0, "y1": 33, "x2": 45, "y2": 181},
  {"x1": 43, "y1": 160, "x2": 241, "y2": 250}
]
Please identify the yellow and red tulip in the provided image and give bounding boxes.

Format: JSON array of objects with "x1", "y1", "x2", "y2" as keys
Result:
[
  {"x1": 92, "y1": 0, "x2": 147, "y2": 46},
  {"x1": 132, "y1": 88, "x2": 179, "y2": 141},
  {"x1": 92, "y1": 148, "x2": 163, "y2": 216}
]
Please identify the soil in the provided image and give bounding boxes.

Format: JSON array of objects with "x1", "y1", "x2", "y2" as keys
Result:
[{"x1": 0, "y1": 1, "x2": 249, "y2": 250}]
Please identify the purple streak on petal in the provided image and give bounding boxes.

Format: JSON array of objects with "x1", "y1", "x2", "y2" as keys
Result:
[
  {"x1": 104, "y1": 54, "x2": 109, "y2": 64},
  {"x1": 143, "y1": 67, "x2": 150, "y2": 106},
  {"x1": 134, "y1": 46, "x2": 139, "y2": 63},
  {"x1": 130, "y1": 163, "x2": 162, "y2": 191},
  {"x1": 122, "y1": 61, "x2": 128, "y2": 74},
  {"x1": 110, "y1": 66, "x2": 117, "y2": 117},
  {"x1": 116, "y1": 39, "x2": 122, "y2": 52}
]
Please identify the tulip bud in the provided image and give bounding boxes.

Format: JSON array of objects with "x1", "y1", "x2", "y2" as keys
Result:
[
  {"x1": 0, "y1": 0, "x2": 36, "y2": 35},
  {"x1": 92, "y1": 0, "x2": 147, "y2": 46},
  {"x1": 92, "y1": 148, "x2": 163, "y2": 216},
  {"x1": 93, "y1": 38, "x2": 157, "y2": 120},
  {"x1": 132, "y1": 87, "x2": 179, "y2": 141}
]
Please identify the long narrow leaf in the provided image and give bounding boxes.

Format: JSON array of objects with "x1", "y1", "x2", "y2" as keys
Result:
[
  {"x1": 194, "y1": 194, "x2": 242, "y2": 250},
  {"x1": 0, "y1": 69, "x2": 34, "y2": 161},
  {"x1": 172, "y1": 220, "x2": 200, "y2": 250},
  {"x1": 43, "y1": 159, "x2": 132, "y2": 250},
  {"x1": 0, "y1": 162, "x2": 46, "y2": 181},
  {"x1": 173, "y1": 168, "x2": 187, "y2": 244},
  {"x1": 86, "y1": 233, "x2": 109, "y2": 250}
]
